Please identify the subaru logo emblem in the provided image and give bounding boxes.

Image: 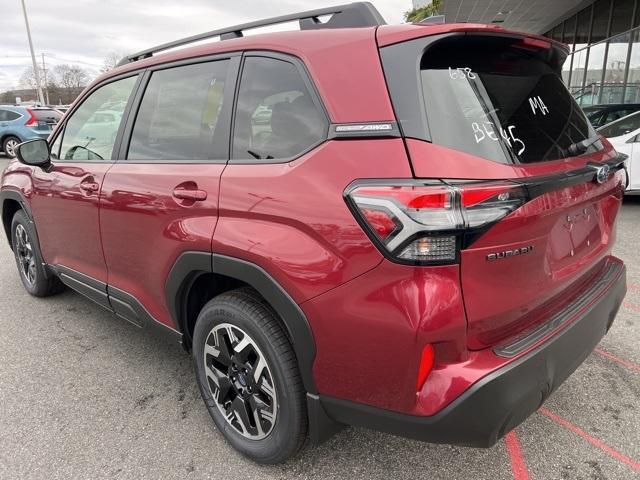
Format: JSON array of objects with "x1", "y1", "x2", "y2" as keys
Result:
[{"x1": 591, "y1": 164, "x2": 610, "y2": 184}]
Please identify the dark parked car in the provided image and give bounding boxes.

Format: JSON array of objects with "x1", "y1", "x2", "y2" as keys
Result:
[
  {"x1": 583, "y1": 103, "x2": 640, "y2": 128},
  {"x1": 0, "y1": 2, "x2": 627, "y2": 464}
]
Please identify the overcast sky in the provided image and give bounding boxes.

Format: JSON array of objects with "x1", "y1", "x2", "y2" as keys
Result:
[{"x1": 0, "y1": 0, "x2": 407, "y2": 94}]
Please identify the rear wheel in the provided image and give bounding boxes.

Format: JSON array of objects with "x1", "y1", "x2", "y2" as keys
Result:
[
  {"x1": 11, "y1": 210, "x2": 63, "y2": 297},
  {"x1": 3, "y1": 136, "x2": 20, "y2": 158},
  {"x1": 193, "y1": 288, "x2": 307, "y2": 464}
]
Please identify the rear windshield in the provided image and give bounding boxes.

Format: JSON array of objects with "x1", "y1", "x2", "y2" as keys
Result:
[
  {"x1": 33, "y1": 109, "x2": 62, "y2": 123},
  {"x1": 419, "y1": 36, "x2": 597, "y2": 164}
]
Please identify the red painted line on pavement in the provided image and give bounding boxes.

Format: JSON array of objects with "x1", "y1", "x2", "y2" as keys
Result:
[
  {"x1": 504, "y1": 431, "x2": 530, "y2": 480},
  {"x1": 623, "y1": 300, "x2": 640, "y2": 314},
  {"x1": 594, "y1": 347, "x2": 640, "y2": 372},
  {"x1": 539, "y1": 408, "x2": 640, "y2": 472}
]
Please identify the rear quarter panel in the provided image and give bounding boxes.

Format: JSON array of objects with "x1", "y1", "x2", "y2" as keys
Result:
[{"x1": 214, "y1": 139, "x2": 412, "y2": 303}]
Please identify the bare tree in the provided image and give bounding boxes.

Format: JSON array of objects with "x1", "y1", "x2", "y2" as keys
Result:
[
  {"x1": 54, "y1": 64, "x2": 89, "y2": 91},
  {"x1": 19, "y1": 65, "x2": 47, "y2": 90},
  {"x1": 100, "y1": 51, "x2": 125, "y2": 73}
]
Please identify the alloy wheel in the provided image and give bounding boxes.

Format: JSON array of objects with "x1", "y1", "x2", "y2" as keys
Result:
[
  {"x1": 5, "y1": 138, "x2": 18, "y2": 158},
  {"x1": 204, "y1": 323, "x2": 278, "y2": 440},
  {"x1": 15, "y1": 224, "x2": 36, "y2": 286}
]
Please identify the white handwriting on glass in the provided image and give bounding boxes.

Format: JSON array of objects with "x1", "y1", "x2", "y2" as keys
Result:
[
  {"x1": 472, "y1": 122, "x2": 526, "y2": 156},
  {"x1": 529, "y1": 96, "x2": 549, "y2": 115},
  {"x1": 448, "y1": 67, "x2": 476, "y2": 80}
]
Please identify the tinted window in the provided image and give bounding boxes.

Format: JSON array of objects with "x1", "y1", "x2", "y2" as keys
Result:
[
  {"x1": 611, "y1": 0, "x2": 634, "y2": 36},
  {"x1": 232, "y1": 56, "x2": 327, "y2": 160},
  {"x1": 60, "y1": 76, "x2": 137, "y2": 161},
  {"x1": 598, "y1": 111, "x2": 640, "y2": 137},
  {"x1": 587, "y1": 110, "x2": 605, "y2": 127},
  {"x1": 128, "y1": 61, "x2": 228, "y2": 161},
  {"x1": 0, "y1": 109, "x2": 21, "y2": 122},
  {"x1": 419, "y1": 36, "x2": 597, "y2": 164},
  {"x1": 602, "y1": 108, "x2": 636, "y2": 126},
  {"x1": 591, "y1": 0, "x2": 611, "y2": 43}
]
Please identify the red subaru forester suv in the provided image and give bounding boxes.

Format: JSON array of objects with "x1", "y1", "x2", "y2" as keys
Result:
[{"x1": 0, "y1": 2, "x2": 627, "y2": 464}]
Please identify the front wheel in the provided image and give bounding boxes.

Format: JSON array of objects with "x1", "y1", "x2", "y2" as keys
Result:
[
  {"x1": 192, "y1": 288, "x2": 307, "y2": 464},
  {"x1": 11, "y1": 210, "x2": 64, "y2": 297}
]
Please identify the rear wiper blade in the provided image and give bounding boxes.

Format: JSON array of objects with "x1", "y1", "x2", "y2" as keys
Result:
[{"x1": 564, "y1": 135, "x2": 602, "y2": 157}]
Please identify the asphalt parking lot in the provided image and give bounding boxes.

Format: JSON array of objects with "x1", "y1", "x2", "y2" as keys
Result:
[{"x1": 0, "y1": 154, "x2": 638, "y2": 479}]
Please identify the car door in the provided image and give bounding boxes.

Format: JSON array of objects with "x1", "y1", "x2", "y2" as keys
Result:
[
  {"x1": 29, "y1": 74, "x2": 140, "y2": 297},
  {"x1": 99, "y1": 55, "x2": 238, "y2": 329},
  {"x1": 628, "y1": 134, "x2": 640, "y2": 191}
]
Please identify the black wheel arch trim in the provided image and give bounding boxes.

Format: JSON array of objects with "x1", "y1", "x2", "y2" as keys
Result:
[
  {"x1": 1, "y1": 189, "x2": 52, "y2": 278},
  {"x1": 1, "y1": 189, "x2": 34, "y2": 246},
  {"x1": 166, "y1": 251, "x2": 318, "y2": 394}
]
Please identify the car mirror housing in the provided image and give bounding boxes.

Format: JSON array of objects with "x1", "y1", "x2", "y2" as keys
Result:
[{"x1": 16, "y1": 139, "x2": 51, "y2": 168}]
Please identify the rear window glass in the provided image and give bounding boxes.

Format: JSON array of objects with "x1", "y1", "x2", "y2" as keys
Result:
[
  {"x1": 598, "y1": 110, "x2": 640, "y2": 137},
  {"x1": 420, "y1": 36, "x2": 598, "y2": 164},
  {"x1": 232, "y1": 56, "x2": 327, "y2": 161},
  {"x1": 33, "y1": 109, "x2": 62, "y2": 123}
]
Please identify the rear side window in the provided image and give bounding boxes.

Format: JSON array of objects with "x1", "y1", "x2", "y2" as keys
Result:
[
  {"x1": 128, "y1": 60, "x2": 228, "y2": 161},
  {"x1": 598, "y1": 111, "x2": 640, "y2": 138},
  {"x1": 232, "y1": 56, "x2": 327, "y2": 161},
  {"x1": 0, "y1": 109, "x2": 21, "y2": 121}
]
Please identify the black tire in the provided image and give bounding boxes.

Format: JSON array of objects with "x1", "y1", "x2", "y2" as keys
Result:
[
  {"x1": 3, "y1": 136, "x2": 21, "y2": 158},
  {"x1": 193, "y1": 287, "x2": 307, "y2": 464},
  {"x1": 11, "y1": 210, "x2": 64, "y2": 297}
]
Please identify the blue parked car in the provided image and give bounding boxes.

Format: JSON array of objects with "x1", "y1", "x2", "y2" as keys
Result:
[{"x1": 0, "y1": 106, "x2": 62, "y2": 158}]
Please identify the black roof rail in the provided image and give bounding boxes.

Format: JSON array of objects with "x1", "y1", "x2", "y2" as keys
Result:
[{"x1": 117, "y1": 2, "x2": 386, "y2": 66}]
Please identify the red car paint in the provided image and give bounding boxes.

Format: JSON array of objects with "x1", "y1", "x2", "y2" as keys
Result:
[{"x1": 0, "y1": 16, "x2": 627, "y2": 445}]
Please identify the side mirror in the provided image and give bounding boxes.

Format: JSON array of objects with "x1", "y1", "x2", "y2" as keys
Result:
[{"x1": 16, "y1": 139, "x2": 51, "y2": 168}]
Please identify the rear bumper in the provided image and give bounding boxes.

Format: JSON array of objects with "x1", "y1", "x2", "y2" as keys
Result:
[{"x1": 316, "y1": 259, "x2": 626, "y2": 447}]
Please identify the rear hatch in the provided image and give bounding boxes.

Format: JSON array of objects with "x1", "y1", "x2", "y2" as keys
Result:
[
  {"x1": 378, "y1": 27, "x2": 626, "y2": 350},
  {"x1": 30, "y1": 108, "x2": 62, "y2": 131}
]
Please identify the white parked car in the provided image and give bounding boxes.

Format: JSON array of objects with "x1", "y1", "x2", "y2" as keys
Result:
[{"x1": 598, "y1": 111, "x2": 640, "y2": 194}]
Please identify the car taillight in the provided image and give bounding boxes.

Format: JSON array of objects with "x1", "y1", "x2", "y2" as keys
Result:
[
  {"x1": 346, "y1": 181, "x2": 528, "y2": 265},
  {"x1": 24, "y1": 109, "x2": 38, "y2": 127}
]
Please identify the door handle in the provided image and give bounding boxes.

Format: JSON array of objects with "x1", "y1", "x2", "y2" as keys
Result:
[
  {"x1": 79, "y1": 181, "x2": 100, "y2": 193},
  {"x1": 172, "y1": 188, "x2": 208, "y2": 201}
]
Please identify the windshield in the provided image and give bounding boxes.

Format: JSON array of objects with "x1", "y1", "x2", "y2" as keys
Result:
[{"x1": 419, "y1": 36, "x2": 598, "y2": 164}]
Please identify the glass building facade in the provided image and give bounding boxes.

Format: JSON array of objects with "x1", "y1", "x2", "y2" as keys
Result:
[{"x1": 544, "y1": 0, "x2": 640, "y2": 106}]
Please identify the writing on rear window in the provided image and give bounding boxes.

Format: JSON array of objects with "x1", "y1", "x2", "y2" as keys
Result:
[
  {"x1": 529, "y1": 96, "x2": 549, "y2": 116},
  {"x1": 419, "y1": 35, "x2": 597, "y2": 164},
  {"x1": 448, "y1": 67, "x2": 476, "y2": 80},
  {"x1": 471, "y1": 122, "x2": 526, "y2": 156}
]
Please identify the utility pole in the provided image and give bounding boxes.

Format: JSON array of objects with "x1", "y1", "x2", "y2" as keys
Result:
[
  {"x1": 41, "y1": 52, "x2": 50, "y2": 105},
  {"x1": 20, "y1": 0, "x2": 45, "y2": 105}
]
